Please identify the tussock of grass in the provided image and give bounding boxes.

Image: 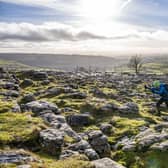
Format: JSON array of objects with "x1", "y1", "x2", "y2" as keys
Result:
[
  {"x1": 111, "y1": 116, "x2": 146, "y2": 139},
  {"x1": 0, "y1": 112, "x2": 45, "y2": 145},
  {"x1": 0, "y1": 164, "x2": 16, "y2": 168},
  {"x1": 0, "y1": 101, "x2": 14, "y2": 113},
  {"x1": 31, "y1": 154, "x2": 95, "y2": 168}
]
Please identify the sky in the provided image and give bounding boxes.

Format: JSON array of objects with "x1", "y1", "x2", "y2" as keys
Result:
[{"x1": 0, "y1": 0, "x2": 168, "y2": 56}]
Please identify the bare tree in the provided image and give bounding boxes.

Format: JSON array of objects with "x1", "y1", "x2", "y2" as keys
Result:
[{"x1": 128, "y1": 55, "x2": 143, "y2": 74}]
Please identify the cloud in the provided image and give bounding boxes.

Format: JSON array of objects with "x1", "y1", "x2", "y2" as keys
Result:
[
  {"x1": 1, "y1": 21, "x2": 168, "y2": 55},
  {"x1": 0, "y1": 22, "x2": 141, "y2": 42},
  {"x1": 0, "y1": 22, "x2": 106, "y2": 41}
]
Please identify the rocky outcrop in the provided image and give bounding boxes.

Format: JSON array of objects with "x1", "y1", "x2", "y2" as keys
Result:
[
  {"x1": 119, "y1": 102, "x2": 139, "y2": 114},
  {"x1": 0, "y1": 150, "x2": 36, "y2": 164},
  {"x1": 65, "y1": 92, "x2": 87, "y2": 99},
  {"x1": 20, "y1": 79, "x2": 33, "y2": 88},
  {"x1": 21, "y1": 94, "x2": 36, "y2": 103},
  {"x1": 88, "y1": 131, "x2": 111, "y2": 157},
  {"x1": 92, "y1": 158, "x2": 126, "y2": 168},
  {"x1": 115, "y1": 124, "x2": 168, "y2": 152},
  {"x1": 40, "y1": 128, "x2": 64, "y2": 155},
  {"x1": 40, "y1": 112, "x2": 81, "y2": 141},
  {"x1": 21, "y1": 70, "x2": 48, "y2": 81},
  {"x1": 150, "y1": 140, "x2": 168, "y2": 151},
  {"x1": 23, "y1": 101, "x2": 59, "y2": 114},
  {"x1": 100, "y1": 103, "x2": 119, "y2": 112},
  {"x1": 100, "y1": 123, "x2": 113, "y2": 135},
  {"x1": 1, "y1": 82, "x2": 19, "y2": 90},
  {"x1": 60, "y1": 150, "x2": 79, "y2": 159},
  {"x1": 4, "y1": 90, "x2": 20, "y2": 97},
  {"x1": 33, "y1": 71, "x2": 48, "y2": 80},
  {"x1": 66, "y1": 113, "x2": 93, "y2": 126}
]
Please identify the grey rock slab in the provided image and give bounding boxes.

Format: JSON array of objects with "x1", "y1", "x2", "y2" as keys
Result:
[
  {"x1": 39, "y1": 128, "x2": 64, "y2": 155},
  {"x1": 24, "y1": 101, "x2": 59, "y2": 114},
  {"x1": 92, "y1": 158, "x2": 126, "y2": 168},
  {"x1": 66, "y1": 114, "x2": 93, "y2": 126}
]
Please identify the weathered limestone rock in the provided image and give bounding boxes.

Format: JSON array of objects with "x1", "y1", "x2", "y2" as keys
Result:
[
  {"x1": 60, "y1": 150, "x2": 79, "y2": 159},
  {"x1": 39, "y1": 128, "x2": 64, "y2": 155},
  {"x1": 20, "y1": 79, "x2": 33, "y2": 88},
  {"x1": 92, "y1": 158, "x2": 126, "y2": 168},
  {"x1": 21, "y1": 94, "x2": 36, "y2": 103},
  {"x1": 33, "y1": 71, "x2": 48, "y2": 80},
  {"x1": 119, "y1": 102, "x2": 139, "y2": 114},
  {"x1": 5, "y1": 90, "x2": 20, "y2": 97},
  {"x1": 88, "y1": 131, "x2": 111, "y2": 157},
  {"x1": 66, "y1": 113, "x2": 93, "y2": 126},
  {"x1": 0, "y1": 150, "x2": 35, "y2": 164},
  {"x1": 150, "y1": 140, "x2": 168, "y2": 151},
  {"x1": 65, "y1": 92, "x2": 87, "y2": 99},
  {"x1": 100, "y1": 123, "x2": 113, "y2": 135},
  {"x1": 84, "y1": 148, "x2": 99, "y2": 160},
  {"x1": 68, "y1": 140, "x2": 91, "y2": 151},
  {"x1": 24, "y1": 101, "x2": 59, "y2": 114}
]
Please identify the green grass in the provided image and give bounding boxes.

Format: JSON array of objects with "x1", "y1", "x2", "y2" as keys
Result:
[
  {"x1": 0, "y1": 164, "x2": 16, "y2": 168},
  {"x1": 30, "y1": 153, "x2": 95, "y2": 168},
  {"x1": 111, "y1": 116, "x2": 146, "y2": 140},
  {"x1": 0, "y1": 101, "x2": 15, "y2": 113},
  {"x1": 0, "y1": 112, "x2": 45, "y2": 145}
]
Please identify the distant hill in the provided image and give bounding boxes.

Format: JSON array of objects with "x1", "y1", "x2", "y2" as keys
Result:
[{"x1": 0, "y1": 53, "x2": 127, "y2": 71}]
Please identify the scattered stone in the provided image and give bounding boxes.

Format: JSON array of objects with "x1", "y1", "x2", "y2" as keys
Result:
[
  {"x1": 41, "y1": 80, "x2": 50, "y2": 85},
  {"x1": 66, "y1": 113, "x2": 93, "y2": 126},
  {"x1": 100, "y1": 103, "x2": 119, "y2": 112},
  {"x1": 90, "y1": 88, "x2": 107, "y2": 98},
  {"x1": 84, "y1": 149, "x2": 99, "y2": 160},
  {"x1": 2, "y1": 82, "x2": 19, "y2": 90},
  {"x1": 137, "y1": 132, "x2": 168, "y2": 149},
  {"x1": 154, "y1": 122, "x2": 168, "y2": 131},
  {"x1": 21, "y1": 94, "x2": 36, "y2": 103},
  {"x1": 41, "y1": 113, "x2": 66, "y2": 124},
  {"x1": 5, "y1": 90, "x2": 20, "y2": 97},
  {"x1": 119, "y1": 102, "x2": 139, "y2": 114},
  {"x1": 24, "y1": 101, "x2": 59, "y2": 114},
  {"x1": 33, "y1": 71, "x2": 48, "y2": 80},
  {"x1": 0, "y1": 150, "x2": 35, "y2": 164},
  {"x1": 150, "y1": 140, "x2": 168, "y2": 151},
  {"x1": 88, "y1": 131, "x2": 111, "y2": 157},
  {"x1": 39, "y1": 128, "x2": 64, "y2": 155},
  {"x1": 92, "y1": 157, "x2": 126, "y2": 168},
  {"x1": 114, "y1": 136, "x2": 136, "y2": 152},
  {"x1": 20, "y1": 79, "x2": 33, "y2": 88},
  {"x1": 60, "y1": 150, "x2": 79, "y2": 159},
  {"x1": 68, "y1": 140, "x2": 91, "y2": 151},
  {"x1": 45, "y1": 87, "x2": 64, "y2": 97},
  {"x1": 65, "y1": 92, "x2": 87, "y2": 99},
  {"x1": 100, "y1": 123, "x2": 113, "y2": 135}
]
